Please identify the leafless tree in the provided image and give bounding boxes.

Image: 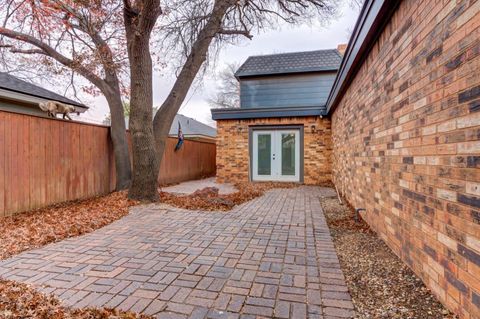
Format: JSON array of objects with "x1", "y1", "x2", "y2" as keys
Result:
[
  {"x1": 208, "y1": 62, "x2": 241, "y2": 109},
  {"x1": 1, "y1": 0, "x2": 341, "y2": 201},
  {"x1": 0, "y1": 0, "x2": 132, "y2": 190},
  {"x1": 150, "y1": 0, "x2": 339, "y2": 201}
]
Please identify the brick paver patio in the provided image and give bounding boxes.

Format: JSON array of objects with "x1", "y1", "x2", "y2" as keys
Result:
[{"x1": 0, "y1": 187, "x2": 354, "y2": 318}]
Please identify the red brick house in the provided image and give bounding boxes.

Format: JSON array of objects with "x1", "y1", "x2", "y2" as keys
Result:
[{"x1": 212, "y1": 0, "x2": 480, "y2": 317}]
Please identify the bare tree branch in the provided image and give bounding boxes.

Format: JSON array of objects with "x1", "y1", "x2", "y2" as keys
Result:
[
  {"x1": 218, "y1": 29, "x2": 253, "y2": 39},
  {"x1": 9, "y1": 48, "x2": 44, "y2": 54},
  {"x1": 208, "y1": 62, "x2": 241, "y2": 109},
  {"x1": 0, "y1": 27, "x2": 105, "y2": 90},
  {"x1": 0, "y1": 0, "x2": 132, "y2": 190}
]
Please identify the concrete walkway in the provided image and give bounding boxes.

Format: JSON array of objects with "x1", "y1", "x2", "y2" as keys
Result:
[
  {"x1": 161, "y1": 177, "x2": 237, "y2": 195},
  {"x1": 0, "y1": 187, "x2": 354, "y2": 318}
]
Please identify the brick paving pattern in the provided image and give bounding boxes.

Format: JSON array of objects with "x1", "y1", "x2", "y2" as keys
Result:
[{"x1": 0, "y1": 187, "x2": 354, "y2": 318}]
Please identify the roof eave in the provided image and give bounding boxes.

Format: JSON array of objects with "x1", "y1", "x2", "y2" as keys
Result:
[
  {"x1": 325, "y1": 0, "x2": 400, "y2": 115},
  {"x1": 0, "y1": 88, "x2": 88, "y2": 112},
  {"x1": 211, "y1": 106, "x2": 326, "y2": 120},
  {"x1": 168, "y1": 133, "x2": 216, "y2": 139},
  {"x1": 236, "y1": 68, "x2": 339, "y2": 79}
]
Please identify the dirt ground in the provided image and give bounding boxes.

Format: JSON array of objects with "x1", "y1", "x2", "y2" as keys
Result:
[{"x1": 321, "y1": 196, "x2": 458, "y2": 319}]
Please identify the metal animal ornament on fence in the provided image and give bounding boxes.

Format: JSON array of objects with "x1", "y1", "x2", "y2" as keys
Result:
[{"x1": 174, "y1": 121, "x2": 184, "y2": 151}]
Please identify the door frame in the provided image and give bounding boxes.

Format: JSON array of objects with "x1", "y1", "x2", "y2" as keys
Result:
[{"x1": 249, "y1": 125, "x2": 304, "y2": 183}]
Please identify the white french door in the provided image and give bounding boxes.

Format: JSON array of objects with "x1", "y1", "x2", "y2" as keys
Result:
[{"x1": 252, "y1": 130, "x2": 300, "y2": 182}]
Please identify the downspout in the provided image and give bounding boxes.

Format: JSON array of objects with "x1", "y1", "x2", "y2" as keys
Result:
[{"x1": 355, "y1": 208, "x2": 366, "y2": 223}]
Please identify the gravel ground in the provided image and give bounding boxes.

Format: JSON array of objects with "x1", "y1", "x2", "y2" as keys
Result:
[{"x1": 321, "y1": 196, "x2": 458, "y2": 319}]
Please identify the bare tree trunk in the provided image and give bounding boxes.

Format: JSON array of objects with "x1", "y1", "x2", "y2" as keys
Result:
[
  {"x1": 153, "y1": 1, "x2": 232, "y2": 168},
  {"x1": 127, "y1": 47, "x2": 159, "y2": 201},
  {"x1": 104, "y1": 91, "x2": 131, "y2": 190},
  {"x1": 124, "y1": 0, "x2": 161, "y2": 202}
]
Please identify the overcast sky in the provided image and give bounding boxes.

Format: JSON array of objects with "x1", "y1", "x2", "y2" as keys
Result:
[{"x1": 79, "y1": 2, "x2": 360, "y2": 127}]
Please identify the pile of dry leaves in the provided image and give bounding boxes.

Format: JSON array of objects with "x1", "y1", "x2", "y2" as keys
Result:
[
  {"x1": 0, "y1": 191, "x2": 137, "y2": 260},
  {"x1": 321, "y1": 197, "x2": 457, "y2": 319},
  {"x1": 159, "y1": 182, "x2": 299, "y2": 211},
  {"x1": 0, "y1": 279, "x2": 151, "y2": 319}
]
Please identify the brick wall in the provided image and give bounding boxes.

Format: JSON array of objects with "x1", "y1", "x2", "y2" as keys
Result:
[
  {"x1": 216, "y1": 116, "x2": 332, "y2": 185},
  {"x1": 331, "y1": 0, "x2": 480, "y2": 317}
]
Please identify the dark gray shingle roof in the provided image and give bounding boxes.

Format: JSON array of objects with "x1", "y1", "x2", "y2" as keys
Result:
[
  {"x1": 0, "y1": 72, "x2": 87, "y2": 108},
  {"x1": 125, "y1": 114, "x2": 216, "y2": 138},
  {"x1": 235, "y1": 49, "x2": 342, "y2": 78},
  {"x1": 169, "y1": 114, "x2": 216, "y2": 138}
]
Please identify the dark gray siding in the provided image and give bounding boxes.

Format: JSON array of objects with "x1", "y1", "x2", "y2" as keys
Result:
[{"x1": 240, "y1": 72, "x2": 336, "y2": 108}]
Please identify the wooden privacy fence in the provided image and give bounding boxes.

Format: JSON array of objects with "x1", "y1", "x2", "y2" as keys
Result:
[
  {"x1": 0, "y1": 110, "x2": 216, "y2": 217},
  {"x1": 158, "y1": 138, "x2": 216, "y2": 185}
]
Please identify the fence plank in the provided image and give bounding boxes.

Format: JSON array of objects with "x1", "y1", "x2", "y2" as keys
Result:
[
  {"x1": 0, "y1": 112, "x2": 4, "y2": 217},
  {"x1": 29, "y1": 117, "x2": 38, "y2": 209},
  {"x1": 20, "y1": 115, "x2": 30, "y2": 212},
  {"x1": 4, "y1": 113, "x2": 12, "y2": 214}
]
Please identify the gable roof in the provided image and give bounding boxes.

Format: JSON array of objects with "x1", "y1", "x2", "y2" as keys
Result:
[
  {"x1": 169, "y1": 114, "x2": 216, "y2": 138},
  {"x1": 0, "y1": 72, "x2": 88, "y2": 110},
  {"x1": 125, "y1": 113, "x2": 216, "y2": 138},
  {"x1": 235, "y1": 49, "x2": 342, "y2": 78}
]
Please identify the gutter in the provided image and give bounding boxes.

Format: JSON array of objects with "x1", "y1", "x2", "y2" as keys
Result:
[
  {"x1": 0, "y1": 88, "x2": 88, "y2": 112},
  {"x1": 325, "y1": 0, "x2": 400, "y2": 115},
  {"x1": 235, "y1": 68, "x2": 340, "y2": 80},
  {"x1": 211, "y1": 105, "x2": 326, "y2": 120}
]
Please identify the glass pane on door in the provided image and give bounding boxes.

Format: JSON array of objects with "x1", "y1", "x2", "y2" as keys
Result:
[
  {"x1": 257, "y1": 134, "x2": 271, "y2": 175},
  {"x1": 281, "y1": 133, "x2": 295, "y2": 176}
]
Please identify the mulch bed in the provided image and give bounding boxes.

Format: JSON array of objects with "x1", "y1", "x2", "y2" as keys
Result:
[
  {"x1": 159, "y1": 182, "x2": 300, "y2": 211},
  {"x1": 0, "y1": 279, "x2": 152, "y2": 319},
  {"x1": 320, "y1": 196, "x2": 458, "y2": 319},
  {"x1": 0, "y1": 191, "x2": 137, "y2": 260}
]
